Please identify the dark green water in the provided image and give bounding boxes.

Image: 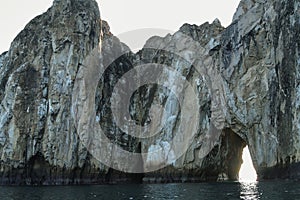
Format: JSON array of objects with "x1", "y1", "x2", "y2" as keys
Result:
[{"x1": 0, "y1": 181, "x2": 299, "y2": 200}]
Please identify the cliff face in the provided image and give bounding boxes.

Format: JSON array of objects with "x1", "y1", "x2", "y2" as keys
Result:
[
  {"x1": 0, "y1": 0, "x2": 105, "y2": 184},
  {"x1": 0, "y1": 0, "x2": 299, "y2": 185},
  {"x1": 220, "y1": 0, "x2": 300, "y2": 179}
]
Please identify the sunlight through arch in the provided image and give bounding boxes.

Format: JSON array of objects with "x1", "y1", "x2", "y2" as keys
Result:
[{"x1": 239, "y1": 146, "x2": 257, "y2": 182}]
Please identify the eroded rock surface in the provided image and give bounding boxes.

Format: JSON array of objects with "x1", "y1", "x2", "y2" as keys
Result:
[{"x1": 0, "y1": 0, "x2": 299, "y2": 184}]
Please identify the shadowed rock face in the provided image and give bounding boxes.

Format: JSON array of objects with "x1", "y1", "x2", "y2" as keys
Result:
[{"x1": 0, "y1": 0, "x2": 299, "y2": 185}]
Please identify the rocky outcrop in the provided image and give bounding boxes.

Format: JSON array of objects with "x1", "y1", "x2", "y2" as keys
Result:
[
  {"x1": 220, "y1": 0, "x2": 300, "y2": 179},
  {"x1": 0, "y1": 0, "x2": 112, "y2": 185},
  {"x1": 0, "y1": 0, "x2": 299, "y2": 185}
]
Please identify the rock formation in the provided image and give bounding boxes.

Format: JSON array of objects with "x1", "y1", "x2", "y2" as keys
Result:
[{"x1": 0, "y1": 0, "x2": 299, "y2": 185}]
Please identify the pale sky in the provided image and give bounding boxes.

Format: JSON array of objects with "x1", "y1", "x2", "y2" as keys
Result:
[
  {"x1": 239, "y1": 146, "x2": 257, "y2": 181},
  {"x1": 0, "y1": 0, "x2": 240, "y2": 53}
]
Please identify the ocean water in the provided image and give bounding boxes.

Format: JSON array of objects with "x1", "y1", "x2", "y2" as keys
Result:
[{"x1": 0, "y1": 181, "x2": 299, "y2": 200}]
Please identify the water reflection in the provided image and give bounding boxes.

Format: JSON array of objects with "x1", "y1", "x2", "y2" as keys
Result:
[
  {"x1": 1, "y1": 181, "x2": 300, "y2": 200},
  {"x1": 240, "y1": 181, "x2": 260, "y2": 200},
  {"x1": 142, "y1": 183, "x2": 182, "y2": 199}
]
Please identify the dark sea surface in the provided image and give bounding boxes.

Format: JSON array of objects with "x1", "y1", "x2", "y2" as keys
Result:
[{"x1": 0, "y1": 181, "x2": 299, "y2": 200}]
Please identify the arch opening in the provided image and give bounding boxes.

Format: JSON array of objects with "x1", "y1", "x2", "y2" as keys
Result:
[{"x1": 239, "y1": 146, "x2": 257, "y2": 182}]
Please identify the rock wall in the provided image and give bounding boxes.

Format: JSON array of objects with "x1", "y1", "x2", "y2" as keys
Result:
[
  {"x1": 0, "y1": 0, "x2": 299, "y2": 185},
  {"x1": 0, "y1": 0, "x2": 112, "y2": 185},
  {"x1": 220, "y1": 0, "x2": 300, "y2": 179}
]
